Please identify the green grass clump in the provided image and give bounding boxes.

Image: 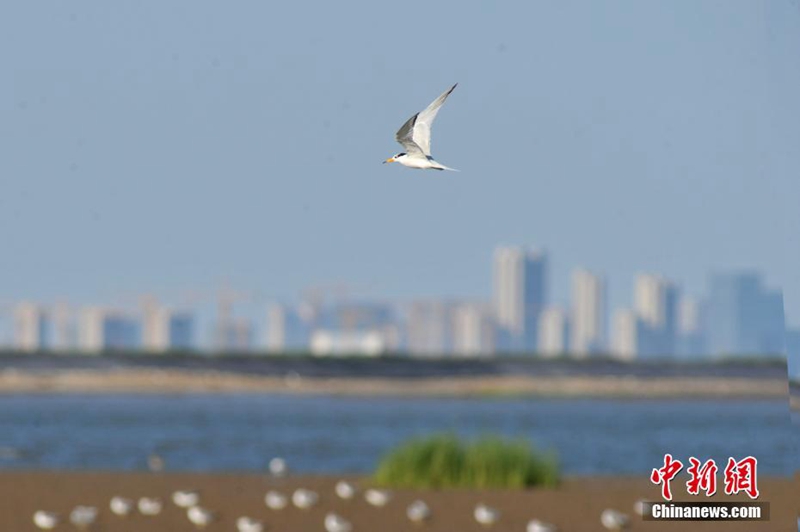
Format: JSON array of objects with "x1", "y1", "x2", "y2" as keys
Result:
[{"x1": 374, "y1": 434, "x2": 559, "y2": 489}]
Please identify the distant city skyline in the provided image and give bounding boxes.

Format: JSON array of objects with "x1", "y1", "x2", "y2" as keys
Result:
[{"x1": 2, "y1": 245, "x2": 790, "y2": 360}]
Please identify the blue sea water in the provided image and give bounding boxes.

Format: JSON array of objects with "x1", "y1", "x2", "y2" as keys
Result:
[{"x1": 0, "y1": 395, "x2": 793, "y2": 476}]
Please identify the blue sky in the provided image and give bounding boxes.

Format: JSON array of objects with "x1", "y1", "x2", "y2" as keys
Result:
[{"x1": 1, "y1": 1, "x2": 798, "y2": 328}]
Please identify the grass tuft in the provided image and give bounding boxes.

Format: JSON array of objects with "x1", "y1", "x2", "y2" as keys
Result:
[{"x1": 374, "y1": 434, "x2": 559, "y2": 489}]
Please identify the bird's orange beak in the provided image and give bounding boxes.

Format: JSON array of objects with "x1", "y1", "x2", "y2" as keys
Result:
[{"x1": 383, "y1": 157, "x2": 395, "y2": 164}]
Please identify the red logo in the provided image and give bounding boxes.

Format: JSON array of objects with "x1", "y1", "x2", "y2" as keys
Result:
[
  {"x1": 723, "y1": 456, "x2": 759, "y2": 499},
  {"x1": 686, "y1": 457, "x2": 718, "y2": 496},
  {"x1": 650, "y1": 453, "x2": 684, "y2": 501}
]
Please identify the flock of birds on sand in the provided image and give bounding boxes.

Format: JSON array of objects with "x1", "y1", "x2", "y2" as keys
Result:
[{"x1": 31, "y1": 456, "x2": 645, "y2": 531}]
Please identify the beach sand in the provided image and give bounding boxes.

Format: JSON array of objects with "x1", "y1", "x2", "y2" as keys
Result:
[
  {"x1": 0, "y1": 368, "x2": 788, "y2": 398},
  {"x1": 0, "y1": 472, "x2": 794, "y2": 531}
]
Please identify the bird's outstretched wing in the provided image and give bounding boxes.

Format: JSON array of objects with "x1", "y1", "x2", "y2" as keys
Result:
[
  {"x1": 394, "y1": 83, "x2": 457, "y2": 156},
  {"x1": 394, "y1": 113, "x2": 424, "y2": 155}
]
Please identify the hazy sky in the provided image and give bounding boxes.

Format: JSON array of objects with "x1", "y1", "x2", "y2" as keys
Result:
[{"x1": 2, "y1": 1, "x2": 799, "y2": 328}]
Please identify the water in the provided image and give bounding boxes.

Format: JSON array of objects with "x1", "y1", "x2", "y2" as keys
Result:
[{"x1": 0, "y1": 395, "x2": 793, "y2": 476}]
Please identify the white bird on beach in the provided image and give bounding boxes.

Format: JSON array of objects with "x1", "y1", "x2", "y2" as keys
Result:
[
  {"x1": 364, "y1": 488, "x2": 391, "y2": 507},
  {"x1": 33, "y1": 511, "x2": 59, "y2": 530},
  {"x1": 109, "y1": 496, "x2": 134, "y2": 516},
  {"x1": 138, "y1": 497, "x2": 163, "y2": 516},
  {"x1": 187, "y1": 506, "x2": 215, "y2": 528},
  {"x1": 383, "y1": 84, "x2": 459, "y2": 171},
  {"x1": 474, "y1": 503, "x2": 500, "y2": 526},
  {"x1": 265, "y1": 490, "x2": 288, "y2": 510},
  {"x1": 292, "y1": 488, "x2": 319, "y2": 510},
  {"x1": 406, "y1": 499, "x2": 431, "y2": 523},
  {"x1": 324, "y1": 512, "x2": 353, "y2": 532},
  {"x1": 600, "y1": 508, "x2": 630, "y2": 530},
  {"x1": 69, "y1": 506, "x2": 98, "y2": 529},
  {"x1": 236, "y1": 516, "x2": 264, "y2": 532},
  {"x1": 269, "y1": 457, "x2": 288, "y2": 477},
  {"x1": 172, "y1": 490, "x2": 201, "y2": 508},
  {"x1": 527, "y1": 519, "x2": 558, "y2": 532},
  {"x1": 335, "y1": 480, "x2": 357, "y2": 500}
]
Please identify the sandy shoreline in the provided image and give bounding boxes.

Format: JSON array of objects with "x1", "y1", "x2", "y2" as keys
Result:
[
  {"x1": 0, "y1": 368, "x2": 788, "y2": 398},
  {"x1": 0, "y1": 472, "x2": 794, "y2": 531}
]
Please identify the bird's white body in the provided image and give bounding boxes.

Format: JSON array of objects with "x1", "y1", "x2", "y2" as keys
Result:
[
  {"x1": 173, "y1": 490, "x2": 201, "y2": 508},
  {"x1": 236, "y1": 516, "x2": 264, "y2": 532},
  {"x1": 265, "y1": 490, "x2": 288, "y2": 510},
  {"x1": 138, "y1": 497, "x2": 163, "y2": 516},
  {"x1": 474, "y1": 503, "x2": 500, "y2": 526},
  {"x1": 292, "y1": 488, "x2": 319, "y2": 510},
  {"x1": 385, "y1": 84, "x2": 459, "y2": 171},
  {"x1": 527, "y1": 519, "x2": 558, "y2": 532},
  {"x1": 406, "y1": 499, "x2": 431, "y2": 523},
  {"x1": 335, "y1": 480, "x2": 357, "y2": 500},
  {"x1": 364, "y1": 488, "x2": 391, "y2": 507},
  {"x1": 69, "y1": 506, "x2": 98, "y2": 528},
  {"x1": 324, "y1": 512, "x2": 353, "y2": 532},
  {"x1": 110, "y1": 496, "x2": 134, "y2": 516},
  {"x1": 33, "y1": 511, "x2": 59, "y2": 530},
  {"x1": 600, "y1": 508, "x2": 630, "y2": 530},
  {"x1": 187, "y1": 506, "x2": 214, "y2": 528}
]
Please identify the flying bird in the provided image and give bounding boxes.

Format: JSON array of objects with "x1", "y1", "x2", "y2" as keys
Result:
[{"x1": 384, "y1": 84, "x2": 459, "y2": 171}]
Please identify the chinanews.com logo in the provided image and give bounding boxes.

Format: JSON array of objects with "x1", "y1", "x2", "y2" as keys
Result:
[{"x1": 642, "y1": 454, "x2": 769, "y2": 522}]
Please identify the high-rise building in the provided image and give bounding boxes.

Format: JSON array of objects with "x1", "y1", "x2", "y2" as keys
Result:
[
  {"x1": 611, "y1": 309, "x2": 641, "y2": 361},
  {"x1": 79, "y1": 308, "x2": 140, "y2": 353},
  {"x1": 570, "y1": 269, "x2": 607, "y2": 357},
  {"x1": 493, "y1": 246, "x2": 547, "y2": 351},
  {"x1": 142, "y1": 306, "x2": 194, "y2": 352},
  {"x1": 705, "y1": 272, "x2": 786, "y2": 357},
  {"x1": 634, "y1": 274, "x2": 679, "y2": 358},
  {"x1": 676, "y1": 296, "x2": 705, "y2": 358},
  {"x1": 406, "y1": 300, "x2": 453, "y2": 356},
  {"x1": 13, "y1": 302, "x2": 49, "y2": 352},
  {"x1": 452, "y1": 302, "x2": 495, "y2": 357},
  {"x1": 266, "y1": 304, "x2": 311, "y2": 352},
  {"x1": 538, "y1": 307, "x2": 570, "y2": 358}
]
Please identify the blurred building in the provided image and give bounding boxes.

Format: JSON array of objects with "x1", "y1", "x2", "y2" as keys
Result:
[
  {"x1": 570, "y1": 269, "x2": 607, "y2": 357},
  {"x1": 310, "y1": 330, "x2": 388, "y2": 357},
  {"x1": 451, "y1": 302, "x2": 495, "y2": 357},
  {"x1": 406, "y1": 300, "x2": 453, "y2": 356},
  {"x1": 79, "y1": 308, "x2": 140, "y2": 352},
  {"x1": 705, "y1": 272, "x2": 786, "y2": 357},
  {"x1": 676, "y1": 296, "x2": 705, "y2": 358},
  {"x1": 787, "y1": 328, "x2": 800, "y2": 377},
  {"x1": 13, "y1": 302, "x2": 50, "y2": 352},
  {"x1": 538, "y1": 307, "x2": 570, "y2": 358},
  {"x1": 266, "y1": 304, "x2": 312, "y2": 352},
  {"x1": 634, "y1": 274, "x2": 679, "y2": 358},
  {"x1": 142, "y1": 301, "x2": 194, "y2": 352},
  {"x1": 215, "y1": 318, "x2": 253, "y2": 352},
  {"x1": 493, "y1": 246, "x2": 548, "y2": 351},
  {"x1": 611, "y1": 309, "x2": 641, "y2": 361}
]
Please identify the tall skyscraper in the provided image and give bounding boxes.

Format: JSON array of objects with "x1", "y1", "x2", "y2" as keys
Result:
[
  {"x1": 676, "y1": 296, "x2": 705, "y2": 358},
  {"x1": 141, "y1": 298, "x2": 194, "y2": 352},
  {"x1": 705, "y1": 272, "x2": 786, "y2": 357},
  {"x1": 406, "y1": 300, "x2": 453, "y2": 356},
  {"x1": 13, "y1": 302, "x2": 49, "y2": 352},
  {"x1": 452, "y1": 302, "x2": 495, "y2": 357},
  {"x1": 538, "y1": 307, "x2": 570, "y2": 358},
  {"x1": 79, "y1": 308, "x2": 140, "y2": 353},
  {"x1": 570, "y1": 269, "x2": 607, "y2": 357},
  {"x1": 266, "y1": 304, "x2": 311, "y2": 352},
  {"x1": 493, "y1": 246, "x2": 547, "y2": 352},
  {"x1": 611, "y1": 309, "x2": 641, "y2": 361},
  {"x1": 634, "y1": 274, "x2": 679, "y2": 358}
]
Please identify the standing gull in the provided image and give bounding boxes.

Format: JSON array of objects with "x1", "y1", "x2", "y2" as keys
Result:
[{"x1": 384, "y1": 84, "x2": 459, "y2": 171}]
